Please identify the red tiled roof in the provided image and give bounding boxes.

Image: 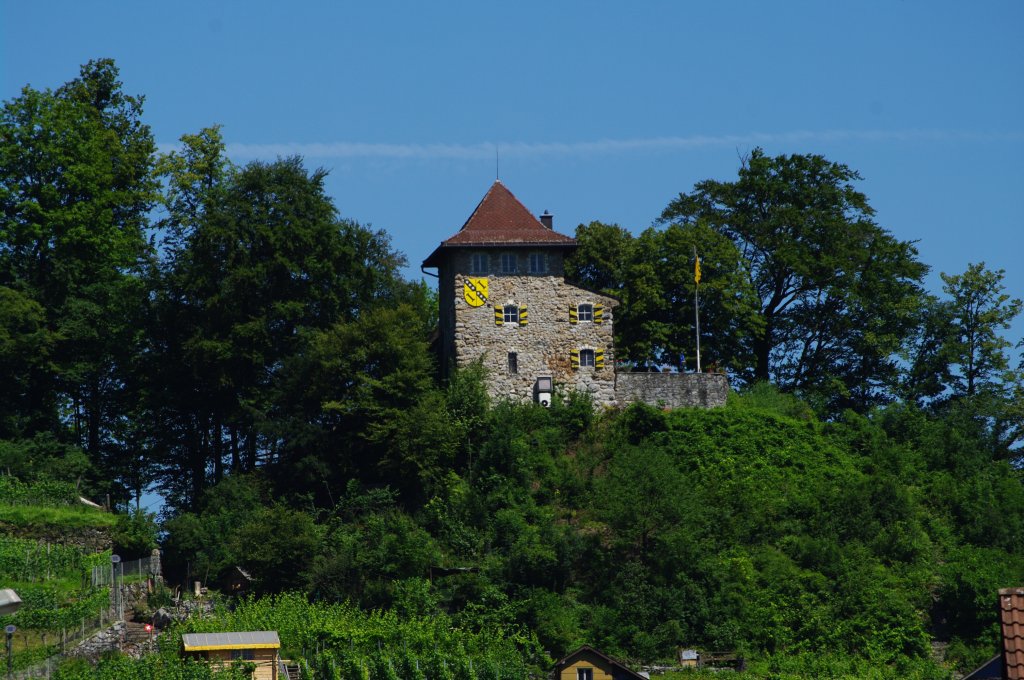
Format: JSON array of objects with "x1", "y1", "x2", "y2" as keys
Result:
[
  {"x1": 423, "y1": 181, "x2": 575, "y2": 267},
  {"x1": 1002, "y1": 588, "x2": 1024, "y2": 678}
]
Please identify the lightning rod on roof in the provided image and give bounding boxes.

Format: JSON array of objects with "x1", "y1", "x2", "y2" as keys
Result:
[{"x1": 496, "y1": 146, "x2": 500, "y2": 180}]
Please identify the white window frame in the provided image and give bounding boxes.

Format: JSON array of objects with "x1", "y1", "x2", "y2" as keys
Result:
[
  {"x1": 470, "y1": 253, "x2": 488, "y2": 274},
  {"x1": 577, "y1": 303, "x2": 594, "y2": 322},
  {"x1": 577, "y1": 669, "x2": 593, "y2": 680},
  {"x1": 503, "y1": 305, "x2": 520, "y2": 324},
  {"x1": 501, "y1": 253, "x2": 518, "y2": 274},
  {"x1": 529, "y1": 253, "x2": 546, "y2": 274},
  {"x1": 579, "y1": 348, "x2": 596, "y2": 367}
]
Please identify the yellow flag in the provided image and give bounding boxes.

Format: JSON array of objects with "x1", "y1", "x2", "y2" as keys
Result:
[{"x1": 694, "y1": 256, "x2": 701, "y2": 285}]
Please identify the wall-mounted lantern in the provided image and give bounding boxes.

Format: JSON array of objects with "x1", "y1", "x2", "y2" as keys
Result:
[{"x1": 535, "y1": 377, "x2": 553, "y2": 407}]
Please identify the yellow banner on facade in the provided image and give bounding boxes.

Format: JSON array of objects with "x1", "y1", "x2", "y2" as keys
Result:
[{"x1": 464, "y1": 278, "x2": 489, "y2": 307}]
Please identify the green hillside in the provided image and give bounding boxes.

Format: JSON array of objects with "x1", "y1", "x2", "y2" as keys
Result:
[
  {"x1": 2, "y1": 60, "x2": 1022, "y2": 679},
  {"x1": 20, "y1": 388, "x2": 1024, "y2": 678},
  {"x1": 146, "y1": 387, "x2": 1022, "y2": 679}
]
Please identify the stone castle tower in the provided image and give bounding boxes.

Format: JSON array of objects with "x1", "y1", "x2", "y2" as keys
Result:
[
  {"x1": 422, "y1": 181, "x2": 619, "y2": 405},
  {"x1": 423, "y1": 181, "x2": 729, "y2": 409}
]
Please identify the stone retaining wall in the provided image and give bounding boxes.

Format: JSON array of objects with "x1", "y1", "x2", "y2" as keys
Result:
[
  {"x1": 0, "y1": 523, "x2": 112, "y2": 552},
  {"x1": 614, "y1": 372, "x2": 729, "y2": 409}
]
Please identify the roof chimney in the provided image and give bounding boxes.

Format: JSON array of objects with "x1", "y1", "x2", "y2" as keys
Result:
[{"x1": 540, "y1": 210, "x2": 553, "y2": 229}]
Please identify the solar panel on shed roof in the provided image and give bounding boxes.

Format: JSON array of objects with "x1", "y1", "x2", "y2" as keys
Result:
[{"x1": 181, "y1": 631, "x2": 280, "y2": 651}]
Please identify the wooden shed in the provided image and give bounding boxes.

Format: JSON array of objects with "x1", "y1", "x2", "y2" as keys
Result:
[
  {"x1": 221, "y1": 565, "x2": 255, "y2": 594},
  {"x1": 552, "y1": 645, "x2": 647, "y2": 680},
  {"x1": 181, "y1": 631, "x2": 281, "y2": 680}
]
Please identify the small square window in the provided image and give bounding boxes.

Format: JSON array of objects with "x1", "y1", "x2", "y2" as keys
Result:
[
  {"x1": 579, "y1": 349, "x2": 596, "y2": 367},
  {"x1": 470, "y1": 253, "x2": 488, "y2": 274},
  {"x1": 501, "y1": 253, "x2": 518, "y2": 274},
  {"x1": 577, "y1": 304, "x2": 594, "y2": 322},
  {"x1": 503, "y1": 305, "x2": 520, "y2": 324},
  {"x1": 508, "y1": 352, "x2": 518, "y2": 374},
  {"x1": 578, "y1": 669, "x2": 593, "y2": 680},
  {"x1": 529, "y1": 253, "x2": 546, "y2": 274}
]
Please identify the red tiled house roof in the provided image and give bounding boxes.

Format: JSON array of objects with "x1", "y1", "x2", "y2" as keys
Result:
[
  {"x1": 1002, "y1": 588, "x2": 1024, "y2": 679},
  {"x1": 422, "y1": 181, "x2": 575, "y2": 267}
]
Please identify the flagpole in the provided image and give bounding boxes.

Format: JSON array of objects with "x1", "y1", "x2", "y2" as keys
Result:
[{"x1": 694, "y1": 246, "x2": 701, "y2": 374}]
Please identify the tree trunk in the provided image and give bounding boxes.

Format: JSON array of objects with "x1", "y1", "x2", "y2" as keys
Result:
[
  {"x1": 87, "y1": 378, "x2": 101, "y2": 457},
  {"x1": 246, "y1": 432, "x2": 257, "y2": 471},
  {"x1": 754, "y1": 317, "x2": 773, "y2": 382},
  {"x1": 213, "y1": 417, "x2": 223, "y2": 483},
  {"x1": 230, "y1": 427, "x2": 241, "y2": 472}
]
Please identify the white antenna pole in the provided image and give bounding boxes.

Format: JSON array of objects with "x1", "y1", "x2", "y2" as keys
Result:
[{"x1": 694, "y1": 246, "x2": 701, "y2": 373}]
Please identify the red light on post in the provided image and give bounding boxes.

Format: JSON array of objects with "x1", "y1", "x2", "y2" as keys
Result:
[{"x1": 144, "y1": 624, "x2": 152, "y2": 632}]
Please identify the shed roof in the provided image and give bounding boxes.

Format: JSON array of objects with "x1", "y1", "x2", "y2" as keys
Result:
[
  {"x1": 181, "y1": 631, "x2": 281, "y2": 652},
  {"x1": 961, "y1": 654, "x2": 1003, "y2": 680},
  {"x1": 1002, "y1": 587, "x2": 1024, "y2": 678},
  {"x1": 423, "y1": 181, "x2": 575, "y2": 267}
]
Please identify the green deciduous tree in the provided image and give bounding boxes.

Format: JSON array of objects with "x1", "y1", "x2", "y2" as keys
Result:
[
  {"x1": 0, "y1": 287, "x2": 51, "y2": 438},
  {"x1": 270, "y1": 305, "x2": 447, "y2": 504},
  {"x1": 150, "y1": 130, "x2": 411, "y2": 507},
  {"x1": 626, "y1": 222, "x2": 761, "y2": 371},
  {"x1": 904, "y1": 264, "x2": 1024, "y2": 458},
  {"x1": 937, "y1": 262, "x2": 1022, "y2": 398},
  {"x1": 567, "y1": 221, "x2": 761, "y2": 371},
  {"x1": 660, "y1": 148, "x2": 927, "y2": 411},
  {"x1": 565, "y1": 221, "x2": 634, "y2": 298},
  {"x1": 0, "y1": 59, "x2": 157, "y2": 478}
]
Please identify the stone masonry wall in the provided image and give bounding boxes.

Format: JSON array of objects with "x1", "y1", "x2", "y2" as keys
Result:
[
  {"x1": 447, "y1": 249, "x2": 618, "y2": 405},
  {"x1": 614, "y1": 372, "x2": 729, "y2": 409},
  {"x1": 0, "y1": 523, "x2": 112, "y2": 552}
]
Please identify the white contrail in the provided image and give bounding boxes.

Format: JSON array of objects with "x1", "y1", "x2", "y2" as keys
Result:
[{"x1": 157, "y1": 129, "x2": 1024, "y2": 160}]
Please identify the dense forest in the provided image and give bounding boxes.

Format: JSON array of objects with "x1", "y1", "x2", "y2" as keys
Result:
[{"x1": 2, "y1": 60, "x2": 1023, "y2": 678}]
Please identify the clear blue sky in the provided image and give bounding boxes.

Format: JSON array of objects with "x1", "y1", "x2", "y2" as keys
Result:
[{"x1": 3, "y1": 1, "x2": 1023, "y2": 340}]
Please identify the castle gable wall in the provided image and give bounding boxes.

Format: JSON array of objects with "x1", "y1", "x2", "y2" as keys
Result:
[
  {"x1": 446, "y1": 249, "x2": 617, "y2": 405},
  {"x1": 428, "y1": 182, "x2": 730, "y2": 410}
]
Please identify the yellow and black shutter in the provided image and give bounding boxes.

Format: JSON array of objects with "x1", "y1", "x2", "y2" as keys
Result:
[
  {"x1": 595, "y1": 349, "x2": 605, "y2": 369},
  {"x1": 570, "y1": 349, "x2": 580, "y2": 369},
  {"x1": 519, "y1": 304, "x2": 528, "y2": 326},
  {"x1": 569, "y1": 305, "x2": 578, "y2": 324},
  {"x1": 494, "y1": 305, "x2": 503, "y2": 326},
  {"x1": 594, "y1": 303, "x2": 604, "y2": 324}
]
